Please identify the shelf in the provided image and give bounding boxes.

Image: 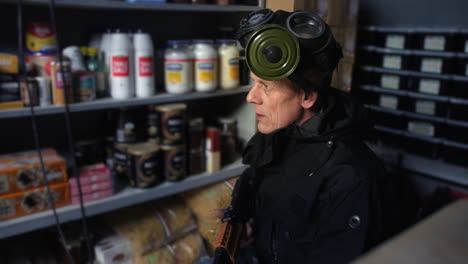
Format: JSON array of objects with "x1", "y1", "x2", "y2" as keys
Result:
[
  {"x1": 0, "y1": 86, "x2": 251, "y2": 119},
  {"x1": 1, "y1": 0, "x2": 261, "y2": 12},
  {"x1": 368, "y1": 143, "x2": 468, "y2": 187},
  {"x1": 359, "y1": 26, "x2": 460, "y2": 34},
  {"x1": 359, "y1": 45, "x2": 468, "y2": 58},
  {"x1": 359, "y1": 65, "x2": 468, "y2": 82},
  {"x1": 366, "y1": 104, "x2": 468, "y2": 129},
  {"x1": 359, "y1": 84, "x2": 450, "y2": 103},
  {"x1": 0, "y1": 159, "x2": 247, "y2": 239}
]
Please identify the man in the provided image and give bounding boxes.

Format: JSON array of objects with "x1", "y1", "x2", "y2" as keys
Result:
[{"x1": 217, "y1": 9, "x2": 393, "y2": 264}]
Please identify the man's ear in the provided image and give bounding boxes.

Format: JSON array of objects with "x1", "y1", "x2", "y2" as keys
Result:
[{"x1": 302, "y1": 91, "x2": 318, "y2": 109}]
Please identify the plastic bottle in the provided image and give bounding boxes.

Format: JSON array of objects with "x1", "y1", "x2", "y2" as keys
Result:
[
  {"x1": 217, "y1": 39, "x2": 239, "y2": 89},
  {"x1": 87, "y1": 47, "x2": 100, "y2": 72},
  {"x1": 164, "y1": 40, "x2": 192, "y2": 94},
  {"x1": 133, "y1": 31, "x2": 155, "y2": 97},
  {"x1": 109, "y1": 31, "x2": 133, "y2": 99},
  {"x1": 193, "y1": 39, "x2": 217, "y2": 92}
]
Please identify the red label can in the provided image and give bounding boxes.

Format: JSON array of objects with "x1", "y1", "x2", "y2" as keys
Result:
[
  {"x1": 112, "y1": 56, "x2": 129, "y2": 77},
  {"x1": 138, "y1": 57, "x2": 153, "y2": 77}
]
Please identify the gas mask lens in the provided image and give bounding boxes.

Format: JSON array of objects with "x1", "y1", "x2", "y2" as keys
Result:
[{"x1": 287, "y1": 11, "x2": 325, "y2": 39}]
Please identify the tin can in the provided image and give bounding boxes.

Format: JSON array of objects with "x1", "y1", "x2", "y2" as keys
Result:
[
  {"x1": 116, "y1": 108, "x2": 137, "y2": 144},
  {"x1": 206, "y1": 127, "x2": 221, "y2": 173},
  {"x1": 20, "y1": 78, "x2": 39, "y2": 106},
  {"x1": 147, "y1": 105, "x2": 160, "y2": 143},
  {"x1": 113, "y1": 143, "x2": 130, "y2": 179},
  {"x1": 127, "y1": 142, "x2": 162, "y2": 188},
  {"x1": 35, "y1": 76, "x2": 51, "y2": 106},
  {"x1": 156, "y1": 103, "x2": 187, "y2": 145},
  {"x1": 188, "y1": 117, "x2": 204, "y2": 152},
  {"x1": 161, "y1": 144, "x2": 186, "y2": 181},
  {"x1": 189, "y1": 150, "x2": 205, "y2": 175},
  {"x1": 50, "y1": 59, "x2": 73, "y2": 105},
  {"x1": 73, "y1": 72, "x2": 96, "y2": 102}
]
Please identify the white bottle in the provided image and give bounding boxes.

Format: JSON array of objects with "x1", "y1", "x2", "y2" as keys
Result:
[
  {"x1": 193, "y1": 39, "x2": 217, "y2": 92},
  {"x1": 133, "y1": 31, "x2": 155, "y2": 97},
  {"x1": 109, "y1": 31, "x2": 133, "y2": 99},
  {"x1": 164, "y1": 40, "x2": 192, "y2": 94},
  {"x1": 217, "y1": 39, "x2": 239, "y2": 89}
]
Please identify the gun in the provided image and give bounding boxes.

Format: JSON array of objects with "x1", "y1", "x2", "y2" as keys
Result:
[{"x1": 213, "y1": 167, "x2": 255, "y2": 264}]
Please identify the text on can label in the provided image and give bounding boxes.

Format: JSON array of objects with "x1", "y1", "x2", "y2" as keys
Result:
[
  {"x1": 138, "y1": 57, "x2": 153, "y2": 77},
  {"x1": 112, "y1": 56, "x2": 129, "y2": 77}
]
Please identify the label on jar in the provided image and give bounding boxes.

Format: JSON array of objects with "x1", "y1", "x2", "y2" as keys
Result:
[
  {"x1": 0, "y1": 175, "x2": 9, "y2": 194},
  {"x1": 112, "y1": 56, "x2": 130, "y2": 77},
  {"x1": 132, "y1": 153, "x2": 160, "y2": 188},
  {"x1": 383, "y1": 55, "x2": 402, "y2": 69},
  {"x1": 379, "y1": 95, "x2": 398, "y2": 109},
  {"x1": 419, "y1": 79, "x2": 440, "y2": 94},
  {"x1": 164, "y1": 147, "x2": 185, "y2": 181},
  {"x1": 0, "y1": 198, "x2": 15, "y2": 219},
  {"x1": 228, "y1": 58, "x2": 239, "y2": 80},
  {"x1": 75, "y1": 73, "x2": 96, "y2": 102},
  {"x1": 113, "y1": 147, "x2": 129, "y2": 175},
  {"x1": 408, "y1": 121, "x2": 435, "y2": 137},
  {"x1": 163, "y1": 115, "x2": 183, "y2": 143},
  {"x1": 138, "y1": 57, "x2": 153, "y2": 77},
  {"x1": 381, "y1": 75, "x2": 400, "y2": 89},
  {"x1": 147, "y1": 112, "x2": 160, "y2": 142},
  {"x1": 421, "y1": 58, "x2": 442, "y2": 73},
  {"x1": 196, "y1": 60, "x2": 215, "y2": 83},
  {"x1": 385, "y1": 35, "x2": 405, "y2": 49},
  {"x1": 116, "y1": 121, "x2": 136, "y2": 143},
  {"x1": 415, "y1": 100, "x2": 436, "y2": 115},
  {"x1": 165, "y1": 60, "x2": 188, "y2": 84},
  {"x1": 424, "y1": 35, "x2": 445, "y2": 51}
]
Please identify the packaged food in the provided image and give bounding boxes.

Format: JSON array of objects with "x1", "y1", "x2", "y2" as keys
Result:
[
  {"x1": 0, "y1": 182, "x2": 70, "y2": 221},
  {"x1": 161, "y1": 144, "x2": 186, "y2": 181},
  {"x1": 180, "y1": 177, "x2": 238, "y2": 255},
  {"x1": 0, "y1": 149, "x2": 68, "y2": 195},
  {"x1": 156, "y1": 103, "x2": 187, "y2": 145},
  {"x1": 127, "y1": 142, "x2": 162, "y2": 188},
  {"x1": 94, "y1": 235, "x2": 133, "y2": 264}
]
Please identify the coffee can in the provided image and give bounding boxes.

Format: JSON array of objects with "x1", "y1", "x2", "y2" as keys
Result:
[
  {"x1": 161, "y1": 144, "x2": 186, "y2": 181},
  {"x1": 156, "y1": 103, "x2": 187, "y2": 145},
  {"x1": 127, "y1": 142, "x2": 162, "y2": 188}
]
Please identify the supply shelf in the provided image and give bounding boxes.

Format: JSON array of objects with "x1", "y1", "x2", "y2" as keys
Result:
[
  {"x1": 0, "y1": 86, "x2": 251, "y2": 119},
  {"x1": 0, "y1": 159, "x2": 247, "y2": 239},
  {"x1": 1, "y1": 0, "x2": 262, "y2": 12}
]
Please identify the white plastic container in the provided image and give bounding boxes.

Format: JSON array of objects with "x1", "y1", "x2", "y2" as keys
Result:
[
  {"x1": 164, "y1": 40, "x2": 192, "y2": 94},
  {"x1": 193, "y1": 39, "x2": 217, "y2": 92},
  {"x1": 109, "y1": 31, "x2": 133, "y2": 99},
  {"x1": 63, "y1": 46, "x2": 86, "y2": 72},
  {"x1": 133, "y1": 31, "x2": 155, "y2": 97},
  {"x1": 217, "y1": 39, "x2": 239, "y2": 89}
]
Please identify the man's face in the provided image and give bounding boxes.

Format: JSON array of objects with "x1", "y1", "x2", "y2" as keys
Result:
[{"x1": 246, "y1": 73, "x2": 305, "y2": 134}]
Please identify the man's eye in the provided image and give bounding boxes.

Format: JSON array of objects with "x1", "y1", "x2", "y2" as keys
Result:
[{"x1": 263, "y1": 83, "x2": 270, "y2": 89}]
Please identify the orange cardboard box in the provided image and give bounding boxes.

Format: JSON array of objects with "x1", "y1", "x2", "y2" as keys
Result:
[
  {"x1": 0, "y1": 149, "x2": 68, "y2": 195},
  {"x1": 0, "y1": 182, "x2": 70, "y2": 221}
]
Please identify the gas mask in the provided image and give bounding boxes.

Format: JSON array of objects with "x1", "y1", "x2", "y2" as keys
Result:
[{"x1": 236, "y1": 9, "x2": 342, "y2": 89}]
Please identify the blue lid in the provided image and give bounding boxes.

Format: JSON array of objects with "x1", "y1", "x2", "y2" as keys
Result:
[
  {"x1": 192, "y1": 39, "x2": 214, "y2": 44},
  {"x1": 167, "y1": 40, "x2": 190, "y2": 45},
  {"x1": 216, "y1": 39, "x2": 236, "y2": 44}
]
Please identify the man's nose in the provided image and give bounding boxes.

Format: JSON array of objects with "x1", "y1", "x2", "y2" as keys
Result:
[{"x1": 246, "y1": 85, "x2": 260, "y2": 104}]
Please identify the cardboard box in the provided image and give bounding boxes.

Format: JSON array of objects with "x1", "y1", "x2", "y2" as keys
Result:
[
  {"x1": 71, "y1": 188, "x2": 113, "y2": 205},
  {"x1": 0, "y1": 149, "x2": 68, "y2": 195},
  {"x1": 69, "y1": 164, "x2": 111, "y2": 187},
  {"x1": 94, "y1": 235, "x2": 133, "y2": 264},
  {"x1": 70, "y1": 179, "x2": 113, "y2": 196},
  {"x1": 0, "y1": 182, "x2": 70, "y2": 221},
  {"x1": 0, "y1": 54, "x2": 18, "y2": 74}
]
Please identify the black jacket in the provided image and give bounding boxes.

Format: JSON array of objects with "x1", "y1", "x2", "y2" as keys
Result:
[{"x1": 239, "y1": 88, "x2": 391, "y2": 264}]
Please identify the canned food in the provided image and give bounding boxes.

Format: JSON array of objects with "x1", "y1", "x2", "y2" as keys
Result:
[
  {"x1": 113, "y1": 143, "x2": 130, "y2": 178},
  {"x1": 127, "y1": 143, "x2": 162, "y2": 188},
  {"x1": 188, "y1": 117, "x2": 204, "y2": 152},
  {"x1": 189, "y1": 150, "x2": 205, "y2": 175},
  {"x1": 25, "y1": 22, "x2": 57, "y2": 55},
  {"x1": 73, "y1": 72, "x2": 96, "y2": 102},
  {"x1": 161, "y1": 144, "x2": 186, "y2": 181},
  {"x1": 147, "y1": 105, "x2": 160, "y2": 143},
  {"x1": 50, "y1": 59, "x2": 73, "y2": 105},
  {"x1": 206, "y1": 127, "x2": 221, "y2": 173},
  {"x1": 116, "y1": 108, "x2": 137, "y2": 144},
  {"x1": 156, "y1": 103, "x2": 187, "y2": 144}
]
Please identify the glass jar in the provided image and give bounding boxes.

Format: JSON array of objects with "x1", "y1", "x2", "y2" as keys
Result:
[
  {"x1": 193, "y1": 39, "x2": 218, "y2": 92},
  {"x1": 217, "y1": 39, "x2": 239, "y2": 89},
  {"x1": 164, "y1": 40, "x2": 192, "y2": 94}
]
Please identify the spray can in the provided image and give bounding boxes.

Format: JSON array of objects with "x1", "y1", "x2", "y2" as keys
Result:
[
  {"x1": 133, "y1": 31, "x2": 155, "y2": 97},
  {"x1": 110, "y1": 31, "x2": 133, "y2": 99}
]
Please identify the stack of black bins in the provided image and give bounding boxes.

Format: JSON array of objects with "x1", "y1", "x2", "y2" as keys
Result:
[{"x1": 354, "y1": 26, "x2": 468, "y2": 166}]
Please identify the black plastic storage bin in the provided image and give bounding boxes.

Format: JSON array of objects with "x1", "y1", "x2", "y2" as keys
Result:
[
  {"x1": 409, "y1": 56, "x2": 453, "y2": 75},
  {"x1": 452, "y1": 30, "x2": 468, "y2": 53},
  {"x1": 369, "y1": 108, "x2": 406, "y2": 130},
  {"x1": 372, "y1": 29, "x2": 412, "y2": 49},
  {"x1": 401, "y1": 133, "x2": 441, "y2": 159},
  {"x1": 448, "y1": 103, "x2": 468, "y2": 122},
  {"x1": 404, "y1": 98, "x2": 448, "y2": 117},
  {"x1": 411, "y1": 76, "x2": 450, "y2": 96},
  {"x1": 449, "y1": 79, "x2": 468, "y2": 99},
  {"x1": 378, "y1": 53, "x2": 409, "y2": 71},
  {"x1": 379, "y1": 73, "x2": 409, "y2": 90},
  {"x1": 444, "y1": 122, "x2": 468, "y2": 145},
  {"x1": 441, "y1": 141, "x2": 468, "y2": 166},
  {"x1": 411, "y1": 31, "x2": 455, "y2": 51},
  {"x1": 355, "y1": 88, "x2": 380, "y2": 106},
  {"x1": 454, "y1": 54, "x2": 468, "y2": 77},
  {"x1": 406, "y1": 119, "x2": 444, "y2": 139}
]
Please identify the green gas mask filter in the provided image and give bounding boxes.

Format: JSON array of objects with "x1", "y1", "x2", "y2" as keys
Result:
[{"x1": 236, "y1": 9, "x2": 342, "y2": 82}]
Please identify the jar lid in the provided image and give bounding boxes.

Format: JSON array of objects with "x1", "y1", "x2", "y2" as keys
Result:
[
  {"x1": 155, "y1": 103, "x2": 187, "y2": 112},
  {"x1": 216, "y1": 39, "x2": 236, "y2": 45},
  {"x1": 167, "y1": 40, "x2": 190, "y2": 46},
  {"x1": 127, "y1": 142, "x2": 159, "y2": 155},
  {"x1": 193, "y1": 39, "x2": 214, "y2": 45}
]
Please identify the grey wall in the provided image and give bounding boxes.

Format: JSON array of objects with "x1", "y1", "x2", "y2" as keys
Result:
[{"x1": 359, "y1": 0, "x2": 468, "y2": 27}]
